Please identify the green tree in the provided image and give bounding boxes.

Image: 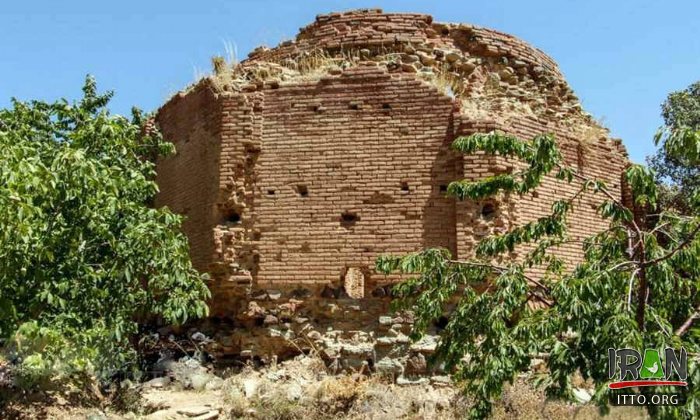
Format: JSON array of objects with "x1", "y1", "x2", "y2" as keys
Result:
[
  {"x1": 377, "y1": 131, "x2": 700, "y2": 418},
  {"x1": 0, "y1": 77, "x2": 209, "y2": 383},
  {"x1": 648, "y1": 81, "x2": 700, "y2": 213}
]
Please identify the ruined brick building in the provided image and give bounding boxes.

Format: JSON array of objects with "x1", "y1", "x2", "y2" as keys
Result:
[{"x1": 155, "y1": 9, "x2": 629, "y2": 372}]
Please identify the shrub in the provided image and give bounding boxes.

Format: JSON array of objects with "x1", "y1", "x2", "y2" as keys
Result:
[{"x1": 0, "y1": 76, "x2": 210, "y2": 385}]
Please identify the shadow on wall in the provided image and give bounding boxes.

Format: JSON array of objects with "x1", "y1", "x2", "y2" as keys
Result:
[{"x1": 422, "y1": 112, "x2": 462, "y2": 257}]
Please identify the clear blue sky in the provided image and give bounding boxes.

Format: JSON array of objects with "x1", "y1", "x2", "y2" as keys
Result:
[{"x1": 1, "y1": 1, "x2": 698, "y2": 163}]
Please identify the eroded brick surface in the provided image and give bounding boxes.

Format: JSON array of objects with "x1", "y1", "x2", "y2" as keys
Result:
[{"x1": 155, "y1": 9, "x2": 629, "y2": 372}]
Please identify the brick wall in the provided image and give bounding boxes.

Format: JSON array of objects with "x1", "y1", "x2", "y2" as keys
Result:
[
  {"x1": 252, "y1": 66, "x2": 457, "y2": 289},
  {"x1": 155, "y1": 82, "x2": 222, "y2": 271},
  {"x1": 154, "y1": 9, "x2": 630, "y2": 360}
]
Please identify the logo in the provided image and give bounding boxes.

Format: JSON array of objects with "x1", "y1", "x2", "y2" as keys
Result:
[
  {"x1": 608, "y1": 348, "x2": 688, "y2": 389},
  {"x1": 607, "y1": 348, "x2": 688, "y2": 406}
]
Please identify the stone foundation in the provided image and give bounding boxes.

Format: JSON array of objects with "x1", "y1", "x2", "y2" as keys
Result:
[{"x1": 198, "y1": 284, "x2": 440, "y2": 378}]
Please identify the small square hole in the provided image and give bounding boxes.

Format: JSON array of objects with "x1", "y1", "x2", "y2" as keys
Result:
[
  {"x1": 297, "y1": 185, "x2": 309, "y2": 197},
  {"x1": 340, "y1": 211, "x2": 359, "y2": 228},
  {"x1": 222, "y1": 211, "x2": 241, "y2": 225},
  {"x1": 400, "y1": 182, "x2": 410, "y2": 192}
]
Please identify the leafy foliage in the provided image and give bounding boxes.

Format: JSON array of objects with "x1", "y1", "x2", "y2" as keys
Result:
[
  {"x1": 648, "y1": 81, "x2": 700, "y2": 213},
  {"x1": 377, "y1": 131, "x2": 700, "y2": 419},
  {"x1": 0, "y1": 77, "x2": 209, "y2": 383}
]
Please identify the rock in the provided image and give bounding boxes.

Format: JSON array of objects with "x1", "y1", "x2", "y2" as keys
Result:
[
  {"x1": 143, "y1": 376, "x2": 171, "y2": 389},
  {"x1": 306, "y1": 330, "x2": 322, "y2": 340},
  {"x1": 322, "y1": 303, "x2": 340, "y2": 316},
  {"x1": 530, "y1": 358, "x2": 546, "y2": 372},
  {"x1": 375, "y1": 336, "x2": 392, "y2": 345},
  {"x1": 573, "y1": 388, "x2": 593, "y2": 403},
  {"x1": 445, "y1": 52, "x2": 460, "y2": 63},
  {"x1": 266, "y1": 369, "x2": 286, "y2": 382},
  {"x1": 418, "y1": 52, "x2": 436, "y2": 66},
  {"x1": 378, "y1": 316, "x2": 393, "y2": 326},
  {"x1": 321, "y1": 347, "x2": 339, "y2": 359},
  {"x1": 192, "y1": 411, "x2": 219, "y2": 420},
  {"x1": 243, "y1": 378, "x2": 260, "y2": 398},
  {"x1": 396, "y1": 376, "x2": 429, "y2": 386},
  {"x1": 430, "y1": 375, "x2": 452, "y2": 387},
  {"x1": 205, "y1": 377, "x2": 224, "y2": 391},
  {"x1": 245, "y1": 301, "x2": 266, "y2": 318},
  {"x1": 458, "y1": 61, "x2": 476, "y2": 73},
  {"x1": 86, "y1": 412, "x2": 107, "y2": 420},
  {"x1": 360, "y1": 48, "x2": 371, "y2": 58},
  {"x1": 401, "y1": 63, "x2": 418, "y2": 73},
  {"x1": 401, "y1": 54, "x2": 420, "y2": 64},
  {"x1": 191, "y1": 332, "x2": 209, "y2": 342},
  {"x1": 405, "y1": 353, "x2": 427, "y2": 374},
  {"x1": 267, "y1": 290, "x2": 282, "y2": 300},
  {"x1": 410, "y1": 335, "x2": 438, "y2": 353},
  {"x1": 189, "y1": 372, "x2": 215, "y2": 391},
  {"x1": 286, "y1": 382, "x2": 303, "y2": 401},
  {"x1": 263, "y1": 315, "x2": 279, "y2": 325},
  {"x1": 328, "y1": 66, "x2": 343, "y2": 75},
  {"x1": 177, "y1": 406, "x2": 214, "y2": 417},
  {"x1": 341, "y1": 343, "x2": 374, "y2": 357},
  {"x1": 241, "y1": 83, "x2": 257, "y2": 92},
  {"x1": 251, "y1": 290, "x2": 268, "y2": 300},
  {"x1": 375, "y1": 357, "x2": 403, "y2": 375}
]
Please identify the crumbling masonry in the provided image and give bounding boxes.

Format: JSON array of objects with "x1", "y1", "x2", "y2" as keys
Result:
[{"x1": 155, "y1": 9, "x2": 629, "y2": 376}]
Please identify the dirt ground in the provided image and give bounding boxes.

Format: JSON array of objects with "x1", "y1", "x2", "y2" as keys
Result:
[{"x1": 1, "y1": 355, "x2": 648, "y2": 420}]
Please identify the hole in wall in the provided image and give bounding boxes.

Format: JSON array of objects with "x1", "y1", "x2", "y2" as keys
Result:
[
  {"x1": 382, "y1": 103, "x2": 391, "y2": 110},
  {"x1": 439, "y1": 184, "x2": 448, "y2": 193},
  {"x1": 296, "y1": 185, "x2": 309, "y2": 197},
  {"x1": 349, "y1": 101, "x2": 361, "y2": 110},
  {"x1": 223, "y1": 211, "x2": 241, "y2": 225},
  {"x1": 481, "y1": 203, "x2": 497, "y2": 221},
  {"x1": 400, "y1": 182, "x2": 410, "y2": 192},
  {"x1": 441, "y1": 28, "x2": 450, "y2": 36},
  {"x1": 340, "y1": 211, "x2": 359, "y2": 228},
  {"x1": 267, "y1": 189, "x2": 276, "y2": 196}
]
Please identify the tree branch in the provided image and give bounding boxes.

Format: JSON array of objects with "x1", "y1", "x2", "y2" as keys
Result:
[
  {"x1": 675, "y1": 305, "x2": 700, "y2": 336},
  {"x1": 643, "y1": 223, "x2": 700, "y2": 267},
  {"x1": 447, "y1": 259, "x2": 551, "y2": 293}
]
